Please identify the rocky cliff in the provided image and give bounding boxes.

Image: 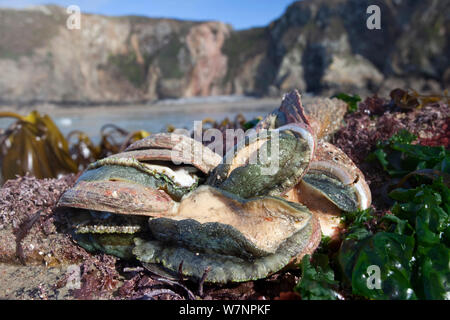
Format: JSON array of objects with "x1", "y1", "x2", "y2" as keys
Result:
[{"x1": 0, "y1": 0, "x2": 448, "y2": 104}]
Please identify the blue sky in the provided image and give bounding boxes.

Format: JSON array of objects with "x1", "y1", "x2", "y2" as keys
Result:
[{"x1": 0, "y1": 0, "x2": 296, "y2": 30}]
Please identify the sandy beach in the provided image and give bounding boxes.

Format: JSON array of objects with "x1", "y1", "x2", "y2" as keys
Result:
[{"x1": 0, "y1": 97, "x2": 285, "y2": 142}]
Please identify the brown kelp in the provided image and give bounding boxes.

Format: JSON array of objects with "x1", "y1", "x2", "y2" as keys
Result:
[
  {"x1": 0, "y1": 111, "x2": 78, "y2": 184},
  {"x1": 0, "y1": 111, "x2": 150, "y2": 185}
]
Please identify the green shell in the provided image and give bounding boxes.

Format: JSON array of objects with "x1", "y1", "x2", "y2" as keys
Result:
[
  {"x1": 78, "y1": 158, "x2": 198, "y2": 201},
  {"x1": 60, "y1": 128, "x2": 321, "y2": 283},
  {"x1": 207, "y1": 130, "x2": 312, "y2": 199},
  {"x1": 66, "y1": 187, "x2": 318, "y2": 283},
  {"x1": 147, "y1": 218, "x2": 271, "y2": 259},
  {"x1": 132, "y1": 190, "x2": 317, "y2": 283},
  {"x1": 302, "y1": 170, "x2": 359, "y2": 212},
  {"x1": 132, "y1": 217, "x2": 315, "y2": 283}
]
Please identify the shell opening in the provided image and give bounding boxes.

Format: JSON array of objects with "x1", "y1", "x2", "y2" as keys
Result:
[
  {"x1": 142, "y1": 163, "x2": 198, "y2": 188},
  {"x1": 307, "y1": 162, "x2": 371, "y2": 210}
]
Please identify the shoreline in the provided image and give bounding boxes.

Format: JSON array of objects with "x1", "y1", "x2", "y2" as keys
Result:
[
  {"x1": 0, "y1": 97, "x2": 285, "y2": 143},
  {"x1": 0, "y1": 97, "x2": 283, "y2": 116}
]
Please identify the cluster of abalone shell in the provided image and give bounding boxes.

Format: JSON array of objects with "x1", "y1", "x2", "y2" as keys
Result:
[{"x1": 59, "y1": 90, "x2": 371, "y2": 283}]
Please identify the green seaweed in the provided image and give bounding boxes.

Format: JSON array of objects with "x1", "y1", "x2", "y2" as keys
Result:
[
  {"x1": 294, "y1": 254, "x2": 339, "y2": 300},
  {"x1": 369, "y1": 129, "x2": 450, "y2": 177},
  {"x1": 337, "y1": 136, "x2": 450, "y2": 300},
  {"x1": 333, "y1": 93, "x2": 361, "y2": 113}
]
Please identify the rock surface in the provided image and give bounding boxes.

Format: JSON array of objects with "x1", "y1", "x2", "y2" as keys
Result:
[{"x1": 0, "y1": 0, "x2": 448, "y2": 104}]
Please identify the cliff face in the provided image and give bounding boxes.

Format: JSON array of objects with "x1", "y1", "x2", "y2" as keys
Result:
[
  {"x1": 263, "y1": 0, "x2": 449, "y2": 96},
  {"x1": 0, "y1": 6, "x2": 233, "y2": 103},
  {"x1": 0, "y1": 1, "x2": 448, "y2": 104}
]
